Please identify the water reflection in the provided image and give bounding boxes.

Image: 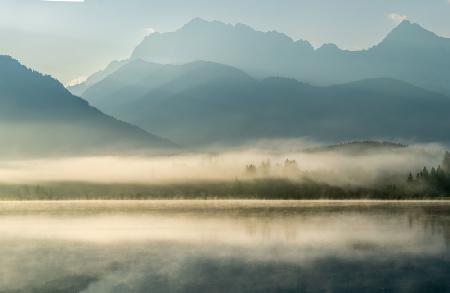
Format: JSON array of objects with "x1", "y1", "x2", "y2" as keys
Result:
[{"x1": 0, "y1": 201, "x2": 449, "y2": 292}]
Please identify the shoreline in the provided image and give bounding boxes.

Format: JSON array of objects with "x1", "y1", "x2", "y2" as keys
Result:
[{"x1": 1, "y1": 199, "x2": 450, "y2": 202}]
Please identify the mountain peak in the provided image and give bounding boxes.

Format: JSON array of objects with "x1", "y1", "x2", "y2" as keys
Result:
[
  {"x1": 317, "y1": 43, "x2": 340, "y2": 53},
  {"x1": 380, "y1": 20, "x2": 440, "y2": 46},
  {"x1": 397, "y1": 19, "x2": 412, "y2": 27},
  {"x1": 181, "y1": 18, "x2": 228, "y2": 31},
  {"x1": 394, "y1": 19, "x2": 430, "y2": 34},
  {"x1": 185, "y1": 17, "x2": 209, "y2": 26},
  {"x1": 0, "y1": 56, "x2": 177, "y2": 155},
  {"x1": 0, "y1": 55, "x2": 65, "y2": 93}
]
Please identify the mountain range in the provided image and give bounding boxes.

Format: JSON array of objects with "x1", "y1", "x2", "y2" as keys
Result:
[
  {"x1": 75, "y1": 59, "x2": 450, "y2": 147},
  {"x1": 0, "y1": 55, "x2": 175, "y2": 157},
  {"x1": 125, "y1": 18, "x2": 450, "y2": 97},
  {"x1": 8, "y1": 18, "x2": 450, "y2": 152}
]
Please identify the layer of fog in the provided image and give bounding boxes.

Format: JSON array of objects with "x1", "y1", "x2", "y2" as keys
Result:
[
  {"x1": 1, "y1": 201, "x2": 449, "y2": 292},
  {"x1": 0, "y1": 142, "x2": 445, "y2": 186},
  {"x1": 0, "y1": 207, "x2": 444, "y2": 255}
]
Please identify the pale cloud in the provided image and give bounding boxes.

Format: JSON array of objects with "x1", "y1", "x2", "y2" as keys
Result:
[
  {"x1": 66, "y1": 76, "x2": 87, "y2": 87},
  {"x1": 145, "y1": 27, "x2": 156, "y2": 35},
  {"x1": 388, "y1": 13, "x2": 408, "y2": 24}
]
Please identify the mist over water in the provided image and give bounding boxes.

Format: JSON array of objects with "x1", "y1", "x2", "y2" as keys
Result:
[
  {"x1": 0, "y1": 142, "x2": 444, "y2": 186},
  {"x1": 0, "y1": 201, "x2": 449, "y2": 293},
  {"x1": 2, "y1": 2, "x2": 450, "y2": 292}
]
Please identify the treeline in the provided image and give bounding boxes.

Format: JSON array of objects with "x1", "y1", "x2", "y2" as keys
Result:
[
  {"x1": 245, "y1": 159, "x2": 300, "y2": 178},
  {"x1": 407, "y1": 151, "x2": 450, "y2": 195},
  {"x1": 0, "y1": 179, "x2": 444, "y2": 201},
  {"x1": 0, "y1": 153, "x2": 449, "y2": 201}
]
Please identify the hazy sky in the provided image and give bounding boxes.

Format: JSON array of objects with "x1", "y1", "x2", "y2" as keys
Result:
[{"x1": 1, "y1": 0, "x2": 450, "y2": 84}]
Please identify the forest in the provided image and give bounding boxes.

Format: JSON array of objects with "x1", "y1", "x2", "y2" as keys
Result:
[{"x1": 0, "y1": 152, "x2": 448, "y2": 200}]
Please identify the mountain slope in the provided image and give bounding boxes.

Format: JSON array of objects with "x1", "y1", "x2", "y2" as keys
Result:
[
  {"x1": 75, "y1": 60, "x2": 450, "y2": 147},
  {"x1": 68, "y1": 59, "x2": 131, "y2": 97},
  {"x1": 81, "y1": 60, "x2": 253, "y2": 112},
  {"x1": 0, "y1": 55, "x2": 175, "y2": 156},
  {"x1": 129, "y1": 18, "x2": 450, "y2": 96}
]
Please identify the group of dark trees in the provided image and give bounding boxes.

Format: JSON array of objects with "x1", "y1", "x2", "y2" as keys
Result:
[
  {"x1": 0, "y1": 180, "x2": 418, "y2": 200},
  {"x1": 245, "y1": 159, "x2": 300, "y2": 178},
  {"x1": 1, "y1": 154, "x2": 449, "y2": 200},
  {"x1": 407, "y1": 151, "x2": 450, "y2": 193}
]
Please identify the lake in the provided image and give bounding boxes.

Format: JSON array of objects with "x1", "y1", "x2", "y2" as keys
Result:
[{"x1": 0, "y1": 200, "x2": 449, "y2": 293}]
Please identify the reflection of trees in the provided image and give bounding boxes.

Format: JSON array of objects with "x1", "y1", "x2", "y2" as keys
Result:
[
  {"x1": 406, "y1": 205, "x2": 450, "y2": 248},
  {"x1": 237, "y1": 204, "x2": 450, "y2": 249},
  {"x1": 241, "y1": 215, "x2": 300, "y2": 243}
]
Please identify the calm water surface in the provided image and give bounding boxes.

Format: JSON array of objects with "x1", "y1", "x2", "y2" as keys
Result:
[{"x1": 0, "y1": 200, "x2": 449, "y2": 293}]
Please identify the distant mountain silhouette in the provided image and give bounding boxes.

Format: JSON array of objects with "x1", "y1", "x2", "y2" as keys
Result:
[
  {"x1": 304, "y1": 141, "x2": 408, "y2": 155},
  {"x1": 75, "y1": 60, "x2": 450, "y2": 147},
  {"x1": 127, "y1": 18, "x2": 450, "y2": 96},
  {"x1": 68, "y1": 59, "x2": 130, "y2": 97},
  {"x1": 0, "y1": 55, "x2": 175, "y2": 156},
  {"x1": 81, "y1": 59, "x2": 252, "y2": 114}
]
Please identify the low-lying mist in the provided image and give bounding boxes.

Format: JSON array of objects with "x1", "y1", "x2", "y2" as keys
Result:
[
  {"x1": 0, "y1": 141, "x2": 444, "y2": 186},
  {"x1": 1, "y1": 201, "x2": 449, "y2": 292}
]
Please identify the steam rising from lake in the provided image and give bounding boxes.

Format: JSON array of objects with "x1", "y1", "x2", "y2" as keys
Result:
[
  {"x1": 0, "y1": 201, "x2": 449, "y2": 292},
  {"x1": 0, "y1": 142, "x2": 444, "y2": 185}
]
